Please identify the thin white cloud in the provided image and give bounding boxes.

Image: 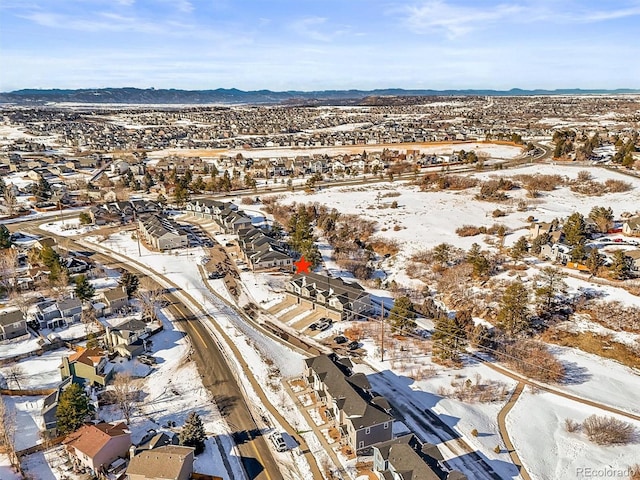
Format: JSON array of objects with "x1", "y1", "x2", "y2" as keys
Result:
[
  {"x1": 399, "y1": 0, "x2": 640, "y2": 37},
  {"x1": 290, "y1": 16, "x2": 350, "y2": 42},
  {"x1": 401, "y1": 1, "x2": 523, "y2": 38}
]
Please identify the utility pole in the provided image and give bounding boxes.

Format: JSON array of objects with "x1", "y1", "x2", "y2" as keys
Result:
[
  {"x1": 380, "y1": 302, "x2": 385, "y2": 362},
  {"x1": 134, "y1": 211, "x2": 142, "y2": 257}
]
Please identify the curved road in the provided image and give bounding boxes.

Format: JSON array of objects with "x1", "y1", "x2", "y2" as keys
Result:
[{"x1": 7, "y1": 220, "x2": 287, "y2": 480}]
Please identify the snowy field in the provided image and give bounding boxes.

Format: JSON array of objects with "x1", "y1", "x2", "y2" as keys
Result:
[
  {"x1": 39, "y1": 219, "x2": 96, "y2": 237},
  {"x1": 0, "y1": 347, "x2": 74, "y2": 390},
  {"x1": 508, "y1": 387, "x2": 640, "y2": 480}
]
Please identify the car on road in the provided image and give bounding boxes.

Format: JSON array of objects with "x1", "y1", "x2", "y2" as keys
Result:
[
  {"x1": 347, "y1": 341, "x2": 360, "y2": 351},
  {"x1": 269, "y1": 432, "x2": 287, "y2": 452},
  {"x1": 334, "y1": 335, "x2": 348, "y2": 344},
  {"x1": 208, "y1": 271, "x2": 224, "y2": 279}
]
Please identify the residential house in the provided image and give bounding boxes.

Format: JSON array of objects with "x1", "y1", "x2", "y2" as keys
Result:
[
  {"x1": 623, "y1": 217, "x2": 640, "y2": 236},
  {"x1": 63, "y1": 422, "x2": 131, "y2": 476},
  {"x1": 129, "y1": 431, "x2": 179, "y2": 457},
  {"x1": 42, "y1": 377, "x2": 79, "y2": 437},
  {"x1": 372, "y1": 434, "x2": 467, "y2": 480},
  {"x1": 624, "y1": 250, "x2": 640, "y2": 273},
  {"x1": 101, "y1": 286, "x2": 129, "y2": 316},
  {"x1": 60, "y1": 347, "x2": 113, "y2": 386},
  {"x1": 65, "y1": 257, "x2": 90, "y2": 274},
  {"x1": 126, "y1": 445, "x2": 195, "y2": 480},
  {"x1": 103, "y1": 319, "x2": 160, "y2": 359},
  {"x1": 0, "y1": 309, "x2": 28, "y2": 341},
  {"x1": 305, "y1": 354, "x2": 393, "y2": 452},
  {"x1": 286, "y1": 272, "x2": 371, "y2": 321},
  {"x1": 58, "y1": 297, "x2": 83, "y2": 323},
  {"x1": 34, "y1": 297, "x2": 82, "y2": 330},
  {"x1": 539, "y1": 243, "x2": 573, "y2": 264},
  {"x1": 138, "y1": 214, "x2": 189, "y2": 251}
]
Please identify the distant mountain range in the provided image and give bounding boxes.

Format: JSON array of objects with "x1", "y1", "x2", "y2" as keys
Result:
[{"x1": 1, "y1": 87, "x2": 639, "y2": 106}]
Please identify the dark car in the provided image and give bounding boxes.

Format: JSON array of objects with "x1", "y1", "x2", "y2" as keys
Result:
[
  {"x1": 347, "y1": 341, "x2": 360, "y2": 351},
  {"x1": 308, "y1": 322, "x2": 320, "y2": 330},
  {"x1": 334, "y1": 335, "x2": 348, "y2": 344}
]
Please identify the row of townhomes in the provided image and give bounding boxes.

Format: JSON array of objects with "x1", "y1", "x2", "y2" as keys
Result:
[
  {"x1": 185, "y1": 199, "x2": 294, "y2": 271},
  {"x1": 286, "y1": 272, "x2": 372, "y2": 322},
  {"x1": 305, "y1": 354, "x2": 467, "y2": 479},
  {"x1": 138, "y1": 214, "x2": 190, "y2": 251},
  {"x1": 305, "y1": 354, "x2": 394, "y2": 452},
  {"x1": 89, "y1": 199, "x2": 163, "y2": 225}
]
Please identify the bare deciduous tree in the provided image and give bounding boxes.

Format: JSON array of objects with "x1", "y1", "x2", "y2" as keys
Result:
[
  {"x1": 136, "y1": 278, "x2": 162, "y2": 322},
  {"x1": 3, "y1": 188, "x2": 17, "y2": 217},
  {"x1": 112, "y1": 372, "x2": 139, "y2": 424},
  {"x1": 0, "y1": 248, "x2": 18, "y2": 295},
  {"x1": 6, "y1": 364, "x2": 24, "y2": 390},
  {"x1": 0, "y1": 395, "x2": 19, "y2": 471}
]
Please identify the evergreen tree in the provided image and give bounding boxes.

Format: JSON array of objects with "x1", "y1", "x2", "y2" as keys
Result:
[
  {"x1": 433, "y1": 243, "x2": 453, "y2": 266},
  {"x1": 78, "y1": 212, "x2": 92, "y2": 225},
  {"x1": 534, "y1": 267, "x2": 567, "y2": 316},
  {"x1": 609, "y1": 250, "x2": 631, "y2": 280},
  {"x1": 0, "y1": 176, "x2": 5, "y2": 196},
  {"x1": 497, "y1": 283, "x2": 530, "y2": 335},
  {"x1": 389, "y1": 296, "x2": 417, "y2": 334},
  {"x1": 118, "y1": 272, "x2": 139, "y2": 299},
  {"x1": 74, "y1": 275, "x2": 95, "y2": 302},
  {"x1": 0, "y1": 225, "x2": 11, "y2": 249},
  {"x1": 563, "y1": 213, "x2": 587, "y2": 247},
  {"x1": 588, "y1": 206, "x2": 614, "y2": 234},
  {"x1": 180, "y1": 411, "x2": 206, "y2": 455},
  {"x1": 432, "y1": 312, "x2": 467, "y2": 363},
  {"x1": 510, "y1": 236, "x2": 529, "y2": 262},
  {"x1": 56, "y1": 383, "x2": 94, "y2": 435},
  {"x1": 466, "y1": 243, "x2": 490, "y2": 278},
  {"x1": 585, "y1": 248, "x2": 605, "y2": 276}
]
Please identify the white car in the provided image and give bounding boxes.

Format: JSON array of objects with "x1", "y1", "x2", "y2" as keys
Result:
[{"x1": 269, "y1": 432, "x2": 287, "y2": 452}]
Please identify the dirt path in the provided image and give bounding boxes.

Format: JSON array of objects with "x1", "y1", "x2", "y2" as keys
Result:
[
  {"x1": 496, "y1": 382, "x2": 531, "y2": 480},
  {"x1": 476, "y1": 356, "x2": 640, "y2": 422}
]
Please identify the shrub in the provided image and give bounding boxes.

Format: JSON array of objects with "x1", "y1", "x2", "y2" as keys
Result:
[
  {"x1": 497, "y1": 340, "x2": 565, "y2": 383},
  {"x1": 492, "y1": 209, "x2": 506, "y2": 218},
  {"x1": 241, "y1": 196, "x2": 254, "y2": 205},
  {"x1": 605, "y1": 179, "x2": 632, "y2": 193},
  {"x1": 565, "y1": 418, "x2": 580, "y2": 433},
  {"x1": 471, "y1": 429, "x2": 479, "y2": 437},
  {"x1": 456, "y1": 225, "x2": 483, "y2": 237},
  {"x1": 629, "y1": 464, "x2": 640, "y2": 480},
  {"x1": 369, "y1": 237, "x2": 400, "y2": 256},
  {"x1": 582, "y1": 414, "x2": 636, "y2": 445},
  {"x1": 390, "y1": 200, "x2": 398, "y2": 209},
  {"x1": 577, "y1": 170, "x2": 593, "y2": 182},
  {"x1": 493, "y1": 445, "x2": 501, "y2": 454}
]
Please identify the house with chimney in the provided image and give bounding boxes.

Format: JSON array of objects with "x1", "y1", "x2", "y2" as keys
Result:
[
  {"x1": 60, "y1": 347, "x2": 113, "y2": 386},
  {"x1": 63, "y1": 422, "x2": 131, "y2": 476}
]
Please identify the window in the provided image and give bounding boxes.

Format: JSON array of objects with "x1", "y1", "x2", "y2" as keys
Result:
[
  {"x1": 365, "y1": 427, "x2": 370, "y2": 435},
  {"x1": 384, "y1": 422, "x2": 389, "y2": 429},
  {"x1": 358, "y1": 441, "x2": 365, "y2": 449}
]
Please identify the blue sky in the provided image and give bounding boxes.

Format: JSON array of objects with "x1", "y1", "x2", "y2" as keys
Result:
[{"x1": 1, "y1": 0, "x2": 639, "y2": 91}]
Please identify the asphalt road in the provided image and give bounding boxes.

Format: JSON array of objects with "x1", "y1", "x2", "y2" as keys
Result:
[{"x1": 7, "y1": 221, "x2": 284, "y2": 480}]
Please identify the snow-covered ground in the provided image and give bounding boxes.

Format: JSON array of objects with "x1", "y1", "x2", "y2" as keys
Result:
[
  {"x1": 508, "y1": 386, "x2": 640, "y2": 480},
  {"x1": 0, "y1": 347, "x2": 74, "y2": 390},
  {"x1": 39, "y1": 219, "x2": 96, "y2": 237},
  {"x1": 0, "y1": 455, "x2": 21, "y2": 480}
]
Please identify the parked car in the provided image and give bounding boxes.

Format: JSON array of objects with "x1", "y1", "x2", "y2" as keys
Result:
[
  {"x1": 347, "y1": 341, "x2": 360, "y2": 351},
  {"x1": 334, "y1": 335, "x2": 348, "y2": 344},
  {"x1": 138, "y1": 354, "x2": 157, "y2": 366},
  {"x1": 308, "y1": 322, "x2": 320, "y2": 330},
  {"x1": 316, "y1": 321, "x2": 332, "y2": 331},
  {"x1": 208, "y1": 271, "x2": 224, "y2": 279},
  {"x1": 269, "y1": 432, "x2": 287, "y2": 452}
]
